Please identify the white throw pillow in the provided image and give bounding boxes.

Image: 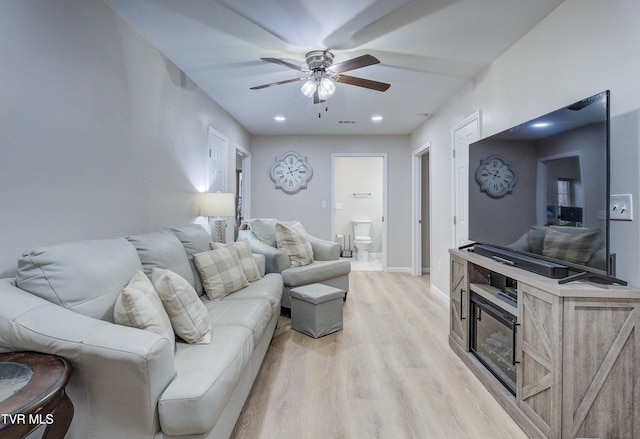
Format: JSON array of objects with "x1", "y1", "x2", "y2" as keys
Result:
[
  {"x1": 114, "y1": 270, "x2": 175, "y2": 344},
  {"x1": 151, "y1": 268, "x2": 212, "y2": 344},
  {"x1": 193, "y1": 247, "x2": 250, "y2": 300},
  {"x1": 276, "y1": 222, "x2": 313, "y2": 267},
  {"x1": 210, "y1": 241, "x2": 261, "y2": 282}
]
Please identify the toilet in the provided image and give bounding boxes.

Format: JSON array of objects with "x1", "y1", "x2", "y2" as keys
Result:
[{"x1": 352, "y1": 220, "x2": 372, "y2": 262}]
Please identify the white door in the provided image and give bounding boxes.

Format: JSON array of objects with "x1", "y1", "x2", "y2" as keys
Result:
[
  {"x1": 207, "y1": 127, "x2": 228, "y2": 193},
  {"x1": 452, "y1": 112, "x2": 479, "y2": 247}
]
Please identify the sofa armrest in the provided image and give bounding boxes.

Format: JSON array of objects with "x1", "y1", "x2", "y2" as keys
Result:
[
  {"x1": 238, "y1": 232, "x2": 290, "y2": 273},
  {"x1": 307, "y1": 235, "x2": 340, "y2": 261},
  {"x1": 0, "y1": 279, "x2": 175, "y2": 437}
]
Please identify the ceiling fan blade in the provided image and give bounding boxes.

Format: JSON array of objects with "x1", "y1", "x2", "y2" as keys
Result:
[
  {"x1": 330, "y1": 54, "x2": 380, "y2": 73},
  {"x1": 261, "y1": 57, "x2": 307, "y2": 72},
  {"x1": 250, "y1": 77, "x2": 307, "y2": 90},
  {"x1": 336, "y1": 75, "x2": 390, "y2": 92}
]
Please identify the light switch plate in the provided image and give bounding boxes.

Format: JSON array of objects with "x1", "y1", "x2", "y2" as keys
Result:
[{"x1": 610, "y1": 194, "x2": 633, "y2": 221}]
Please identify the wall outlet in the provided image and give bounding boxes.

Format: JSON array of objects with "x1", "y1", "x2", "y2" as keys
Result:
[
  {"x1": 321, "y1": 200, "x2": 327, "y2": 208},
  {"x1": 610, "y1": 194, "x2": 633, "y2": 221}
]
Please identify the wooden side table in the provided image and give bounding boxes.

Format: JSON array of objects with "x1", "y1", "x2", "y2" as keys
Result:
[{"x1": 0, "y1": 352, "x2": 73, "y2": 439}]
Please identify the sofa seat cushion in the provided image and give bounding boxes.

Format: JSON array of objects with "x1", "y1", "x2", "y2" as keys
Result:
[
  {"x1": 158, "y1": 325, "x2": 253, "y2": 436},
  {"x1": 203, "y1": 298, "x2": 271, "y2": 345},
  {"x1": 281, "y1": 260, "x2": 351, "y2": 288},
  {"x1": 221, "y1": 273, "x2": 283, "y2": 315}
]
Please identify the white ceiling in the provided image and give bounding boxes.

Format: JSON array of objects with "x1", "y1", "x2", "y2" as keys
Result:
[{"x1": 103, "y1": 0, "x2": 564, "y2": 136}]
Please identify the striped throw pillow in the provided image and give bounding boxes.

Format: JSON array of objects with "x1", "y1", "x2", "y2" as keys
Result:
[
  {"x1": 276, "y1": 222, "x2": 313, "y2": 267},
  {"x1": 193, "y1": 247, "x2": 249, "y2": 300},
  {"x1": 114, "y1": 270, "x2": 175, "y2": 345},
  {"x1": 210, "y1": 241, "x2": 261, "y2": 282},
  {"x1": 151, "y1": 268, "x2": 212, "y2": 344}
]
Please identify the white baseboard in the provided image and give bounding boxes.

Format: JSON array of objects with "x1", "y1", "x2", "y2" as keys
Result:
[
  {"x1": 386, "y1": 266, "x2": 412, "y2": 274},
  {"x1": 430, "y1": 284, "x2": 449, "y2": 302}
]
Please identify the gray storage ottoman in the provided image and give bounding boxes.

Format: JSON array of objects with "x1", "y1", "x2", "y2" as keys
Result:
[{"x1": 290, "y1": 283, "x2": 345, "y2": 338}]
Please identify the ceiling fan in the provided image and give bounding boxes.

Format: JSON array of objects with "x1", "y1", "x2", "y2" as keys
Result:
[{"x1": 250, "y1": 50, "x2": 390, "y2": 104}]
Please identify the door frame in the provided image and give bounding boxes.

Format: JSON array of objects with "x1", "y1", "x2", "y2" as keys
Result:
[
  {"x1": 412, "y1": 142, "x2": 431, "y2": 276},
  {"x1": 451, "y1": 111, "x2": 480, "y2": 248},
  {"x1": 235, "y1": 144, "x2": 251, "y2": 221},
  {"x1": 331, "y1": 153, "x2": 388, "y2": 271}
]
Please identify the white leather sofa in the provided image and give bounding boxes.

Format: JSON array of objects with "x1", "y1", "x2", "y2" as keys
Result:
[
  {"x1": 0, "y1": 224, "x2": 282, "y2": 439},
  {"x1": 237, "y1": 219, "x2": 351, "y2": 308}
]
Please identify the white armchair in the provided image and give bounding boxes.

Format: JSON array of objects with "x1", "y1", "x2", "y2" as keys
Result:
[{"x1": 238, "y1": 219, "x2": 351, "y2": 307}]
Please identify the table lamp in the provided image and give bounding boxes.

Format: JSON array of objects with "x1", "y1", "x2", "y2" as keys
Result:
[{"x1": 199, "y1": 192, "x2": 235, "y2": 242}]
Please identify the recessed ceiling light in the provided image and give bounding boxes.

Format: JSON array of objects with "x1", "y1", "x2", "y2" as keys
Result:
[
  {"x1": 371, "y1": 115, "x2": 383, "y2": 122},
  {"x1": 274, "y1": 116, "x2": 286, "y2": 122}
]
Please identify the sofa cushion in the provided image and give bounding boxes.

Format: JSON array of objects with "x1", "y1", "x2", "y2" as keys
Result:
[
  {"x1": 249, "y1": 218, "x2": 279, "y2": 246},
  {"x1": 193, "y1": 247, "x2": 249, "y2": 300},
  {"x1": 543, "y1": 228, "x2": 599, "y2": 265},
  {"x1": 170, "y1": 224, "x2": 212, "y2": 296},
  {"x1": 281, "y1": 259, "x2": 351, "y2": 288},
  {"x1": 15, "y1": 237, "x2": 142, "y2": 321},
  {"x1": 222, "y1": 273, "x2": 283, "y2": 315},
  {"x1": 276, "y1": 222, "x2": 313, "y2": 267},
  {"x1": 247, "y1": 218, "x2": 299, "y2": 247},
  {"x1": 151, "y1": 268, "x2": 212, "y2": 344},
  {"x1": 203, "y1": 298, "x2": 271, "y2": 344},
  {"x1": 114, "y1": 270, "x2": 175, "y2": 343},
  {"x1": 211, "y1": 241, "x2": 261, "y2": 282},
  {"x1": 126, "y1": 230, "x2": 195, "y2": 289},
  {"x1": 158, "y1": 326, "x2": 253, "y2": 436}
]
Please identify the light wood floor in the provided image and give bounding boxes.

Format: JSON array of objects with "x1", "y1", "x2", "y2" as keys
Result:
[{"x1": 230, "y1": 272, "x2": 528, "y2": 439}]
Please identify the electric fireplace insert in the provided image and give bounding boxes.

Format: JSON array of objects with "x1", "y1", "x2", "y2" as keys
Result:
[{"x1": 469, "y1": 291, "x2": 518, "y2": 395}]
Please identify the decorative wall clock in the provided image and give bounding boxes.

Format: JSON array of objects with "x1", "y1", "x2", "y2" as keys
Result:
[
  {"x1": 475, "y1": 155, "x2": 517, "y2": 198},
  {"x1": 269, "y1": 151, "x2": 313, "y2": 194}
]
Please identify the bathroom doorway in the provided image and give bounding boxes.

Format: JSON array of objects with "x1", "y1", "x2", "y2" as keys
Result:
[{"x1": 331, "y1": 153, "x2": 387, "y2": 272}]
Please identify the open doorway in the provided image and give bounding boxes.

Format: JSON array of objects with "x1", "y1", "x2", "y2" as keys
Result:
[
  {"x1": 412, "y1": 143, "x2": 431, "y2": 276},
  {"x1": 234, "y1": 145, "x2": 251, "y2": 240},
  {"x1": 332, "y1": 153, "x2": 387, "y2": 272}
]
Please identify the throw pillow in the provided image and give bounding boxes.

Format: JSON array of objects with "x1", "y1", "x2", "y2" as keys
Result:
[
  {"x1": 151, "y1": 268, "x2": 212, "y2": 344},
  {"x1": 527, "y1": 226, "x2": 547, "y2": 255},
  {"x1": 542, "y1": 228, "x2": 599, "y2": 265},
  {"x1": 193, "y1": 247, "x2": 250, "y2": 300},
  {"x1": 276, "y1": 222, "x2": 313, "y2": 267},
  {"x1": 114, "y1": 270, "x2": 175, "y2": 344},
  {"x1": 210, "y1": 241, "x2": 261, "y2": 282}
]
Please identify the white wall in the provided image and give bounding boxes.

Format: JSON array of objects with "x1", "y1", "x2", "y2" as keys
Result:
[
  {"x1": 412, "y1": 0, "x2": 640, "y2": 294},
  {"x1": 334, "y1": 157, "x2": 383, "y2": 254},
  {"x1": 0, "y1": 0, "x2": 250, "y2": 275},
  {"x1": 249, "y1": 135, "x2": 413, "y2": 271}
]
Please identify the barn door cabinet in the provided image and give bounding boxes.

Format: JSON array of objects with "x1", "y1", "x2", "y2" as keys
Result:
[{"x1": 449, "y1": 248, "x2": 640, "y2": 439}]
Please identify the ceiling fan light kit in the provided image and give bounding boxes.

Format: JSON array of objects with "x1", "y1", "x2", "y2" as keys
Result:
[{"x1": 251, "y1": 50, "x2": 390, "y2": 106}]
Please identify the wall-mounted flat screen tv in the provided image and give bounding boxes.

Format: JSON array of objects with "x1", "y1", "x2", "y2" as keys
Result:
[{"x1": 468, "y1": 91, "x2": 615, "y2": 280}]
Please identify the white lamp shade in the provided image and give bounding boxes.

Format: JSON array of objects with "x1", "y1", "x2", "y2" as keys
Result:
[{"x1": 199, "y1": 192, "x2": 235, "y2": 217}]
